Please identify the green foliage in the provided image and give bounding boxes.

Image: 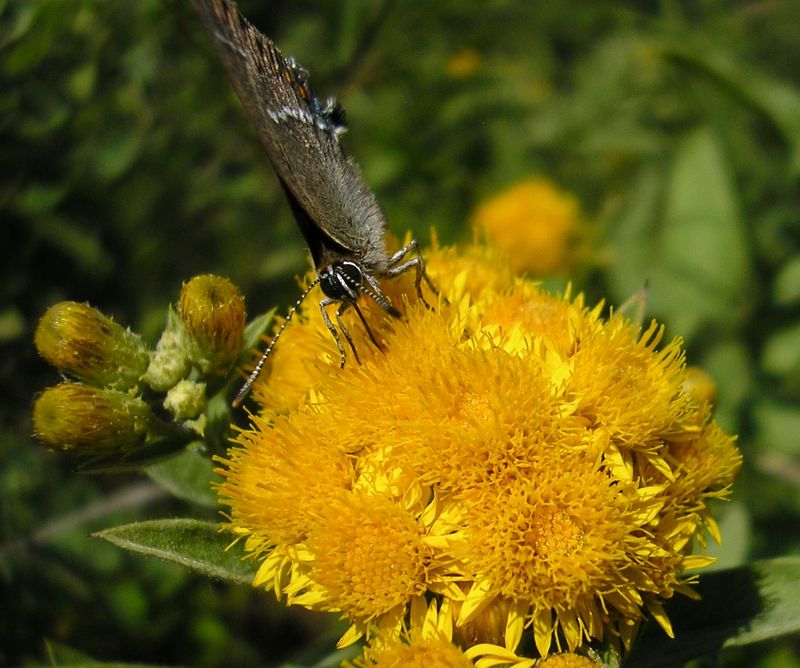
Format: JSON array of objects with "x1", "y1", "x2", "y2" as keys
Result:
[
  {"x1": 94, "y1": 519, "x2": 256, "y2": 585},
  {"x1": 608, "y1": 126, "x2": 753, "y2": 338},
  {"x1": 3, "y1": 0, "x2": 800, "y2": 666},
  {"x1": 627, "y1": 557, "x2": 800, "y2": 667},
  {"x1": 146, "y1": 445, "x2": 221, "y2": 509}
]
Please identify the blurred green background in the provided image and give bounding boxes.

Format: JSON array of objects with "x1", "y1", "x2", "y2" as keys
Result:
[{"x1": 2, "y1": 0, "x2": 799, "y2": 665}]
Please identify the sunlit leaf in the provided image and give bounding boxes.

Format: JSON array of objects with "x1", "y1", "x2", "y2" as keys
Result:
[
  {"x1": 94, "y1": 518, "x2": 255, "y2": 585},
  {"x1": 627, "y1": 557, "x2": 800, "y2": 667},
  {"x1": 649, "y1": 127, "x2": 752, "y2": 338}
]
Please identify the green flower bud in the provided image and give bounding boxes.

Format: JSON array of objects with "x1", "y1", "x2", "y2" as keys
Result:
[
  {"x1": 33, "y1": 383, "x2": 154, "y2": 455},
  {"x1": 178, "y1": 275, "x2": 245, "y2": 375},
  {"x1": 35, "y1": 301, "x2": 149, "y2": 390},
  {"x1": 142, "y1": 309, "x2": 191, "y2": 392},
  {"x1": 164, "y1": 379, "x2": 207, "y2": 420}
]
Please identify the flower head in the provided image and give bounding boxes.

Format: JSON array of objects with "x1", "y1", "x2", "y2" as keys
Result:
[
  {"x1": 358, "y1": 636, "x2": 474, "y2": 668},
  {"x1": 302, "y1": 491, "x2": 432, "y2": 620},
  {"x1": 218, "y1": 244, "x2": 740, "y2": 659},
  {"x1": 353, "y1": 599, "x2": 473, "y2": 668},
  {"x1": 472, "y1": 179, "x2": 584, "y2": 276},
  {"x1": 535, "y1": 654, "x2": 601, "y2": 668}
]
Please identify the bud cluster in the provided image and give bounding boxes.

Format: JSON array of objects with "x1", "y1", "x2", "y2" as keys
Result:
[{"x1": 33, "y1": 275, "x2": 246, "y2": 460}]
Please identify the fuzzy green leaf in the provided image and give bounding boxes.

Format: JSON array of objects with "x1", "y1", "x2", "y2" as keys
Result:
[
  {"x1": 627, "y1": 557, "x2": 800, "y2": 667},
  {"x1": 94, "y1": 518, "x2": 256, "y2": 585},
  {"x1": 145, "y1": 444, "x2": 220, "y2": 508}
]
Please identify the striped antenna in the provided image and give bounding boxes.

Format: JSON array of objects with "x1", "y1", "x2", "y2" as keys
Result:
[{"x1": 232, "y1": 277, "x2": 321, "y2": 407}]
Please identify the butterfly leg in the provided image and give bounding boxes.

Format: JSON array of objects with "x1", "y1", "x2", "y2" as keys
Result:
[
  {"x1": 362, "y1": 272, "x2": 401, "y2": 318},
  {"x1": 320, "y1": 297, "x2": 347, "y2": 367},
  {"x1": 383, "y1": 240, "x2": 441, "y2": 309},
  {"x1": 352, "y1": 301, "x2": 383, "y2": 351},
  {"x1": 335, "y1": 301, "x2": 362, "y2": 364}
]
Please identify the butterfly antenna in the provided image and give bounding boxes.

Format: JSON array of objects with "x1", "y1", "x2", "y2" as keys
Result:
[{"x1": 232, "y1": 277, "x2": 321, "y2": 408}]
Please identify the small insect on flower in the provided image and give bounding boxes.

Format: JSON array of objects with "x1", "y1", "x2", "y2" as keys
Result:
[{"x1": 194, "y1": 0, "x2": 441, "y2": 407}]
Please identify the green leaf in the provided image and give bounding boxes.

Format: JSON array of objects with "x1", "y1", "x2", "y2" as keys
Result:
[
  {"x1": 278, "y1": 618, "x2": 354, "y2": 668},
  {"x1": 627, "y1": 557, "x2": 800, "y2": 667},
  {"x1": 703, "y1": 500, "x2": 750, "y2": 572},
  {"x1": 44, "y1": 636, "x2": 163, "y2": 667},
  {"x1": 91, "y1": 130, "x2": 145, "y2": 182},
  {"x1": 94, "y1": 518, "x2": 256, "y2": 585},
  {"x1": 655, "y1": 32, "x2": 800, "y2": 175},
  {"x1": 204, "y1": 388, "x2": 237, "y2": 455},
  {"x1": 753, "y1": 400, "x2": 800, "y2": 457},
  {"x1": 14, "y1": 181, "x2": 67, "y2": 215},
  {"x1": 145, "y1": 444, "x2": 220, "y2": 508},
  {"x1": 31, "y1": 215, "x2": 113, "y2": 276},
  {"x1": 649, "y1": 127, "x2": 752, "y2": 339},
  {"x1": 774, "y1": 255, "x2": 800, "y2": 306},
  {"x1": 698, "y1": 340, "x2": 752, "y2": 433},
  {"x1": 241, "y1": 309, "x2": 275, "y2": 360},
  {"x1": 761, "y1": 321, "x2": 800, "y2": 380},
  {"x1": 3, "y1": 4, "x2": 63, "y2": 73},
  {"x1": 280, "y1": 645, "x2": 361, "y2": 668},
  {"x1": 77, "y1": 436, "x2": 191, "y2": 474},
  {"x1": 606, "y1": 166, "x2": 663, "y2": 305}
]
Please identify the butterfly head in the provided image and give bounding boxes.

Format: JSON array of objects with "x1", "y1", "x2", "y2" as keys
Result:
[{"x1": 319, "y1": 261, "x2": 363, "y2": 302}]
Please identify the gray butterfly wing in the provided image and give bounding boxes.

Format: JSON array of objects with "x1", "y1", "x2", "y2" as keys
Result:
[{"x1": 194, "y1": 0, "x2": 388, "y2": 270}]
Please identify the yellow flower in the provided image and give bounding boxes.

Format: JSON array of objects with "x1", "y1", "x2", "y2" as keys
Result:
[
  {"x1": 293, "y1": 491, "x2": 434, "y2": 620},
  {"x1": 353, "y1": 599, "x2": 474, "y2": 668},
  {"x1": 472, "y1": 179, "x2": 583, "y2": 276},
  {"x1": 359, "y1": 637, "x2": 474, "y2": 668},
  {"x1": 535, "y1": 654, "x2": 600, "y2": 667},
  {"x1": 217, "y1": 243, "x2": 740, "y2": 659}
]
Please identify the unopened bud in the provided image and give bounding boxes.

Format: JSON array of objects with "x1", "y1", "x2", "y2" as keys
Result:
[
  {"x1": 163, "y1": 379, "x2": 207, "y2": 420},
  {"x1": 33, "y1": 383, "x2": 154, "y2": 455},
  {"x1": 35, "y1": 301, "x2": 149, "y2": 390},
  {"x1": 683, "y1": 366, "x2": 717, "y2": 406},
  {"x1": 178, "y1": 275, "x2": 245, "y2": 375},
  {"x1": 142, "y1": 309, "x2": 191, "y2": 392}
]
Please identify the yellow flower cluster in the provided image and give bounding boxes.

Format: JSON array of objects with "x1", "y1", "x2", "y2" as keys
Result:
[
  {"x1": 218, "y1": 244, "x2": 740, "y2": 660},
  {"x1": 472, "y1": 179, "x2": 584, "y2": 276}
]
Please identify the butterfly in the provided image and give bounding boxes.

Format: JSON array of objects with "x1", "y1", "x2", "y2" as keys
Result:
[{"x1": 194, "y1": 0, "x2": 440, "y2": 406}]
